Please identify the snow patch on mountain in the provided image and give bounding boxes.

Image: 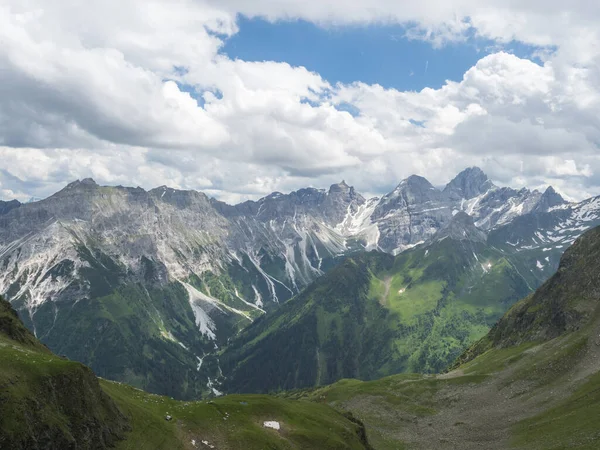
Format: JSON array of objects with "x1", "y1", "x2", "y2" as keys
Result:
[{"x1": 184, "y1": 283, "x2": 218, "y2": 340}]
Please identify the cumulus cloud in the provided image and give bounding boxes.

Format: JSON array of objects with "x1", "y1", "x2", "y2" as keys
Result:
[{"x1": 0, "y1": 0, "x2": 599, "y2": 203}]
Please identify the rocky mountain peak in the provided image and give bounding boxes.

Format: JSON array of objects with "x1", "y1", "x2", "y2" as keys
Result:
[
  {"x1": 444, "y1": 167, "x2": 495, "y2": 200},
  {"x1": 328, "y1": 180, "x2": 362, "y2": 200},
  {"x1": 402, "y1": 174, "x2": 434, "y2": 188},
  {"x1": 323, "y1": 181, "x2": 365, "y2": 224},
  {"x1": 0, "y1": 199, "x2": 21, "y2": 216},
  {"x1": 328, "y1": 180, "x2": 350, "y2": 193},
  {"x1": 533, "y1": 186, "x2": 567, "y2": 212},
  {"x1": 433, "y1": 211, "x2": 487, "y2": 243},
  {"x1": 149, "y1": 186, "x2": 212, "y2": 210},
  {"x1": 63, "y1": 178, "x2": 99, "y2": 191},
  {"x1": 392, "y1": 175, "x2": 441, "y2": 205}
]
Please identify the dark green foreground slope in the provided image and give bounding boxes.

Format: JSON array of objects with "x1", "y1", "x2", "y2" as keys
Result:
[
  {"x1": 0, "y1": 296, "x2": 373, "y2": 449},
  {"x1": 289, "y1": 226, "x2": 600, "y2": 449},
  {"x1": 0, "y1": 297, "x2": 129, "y2": 448}
]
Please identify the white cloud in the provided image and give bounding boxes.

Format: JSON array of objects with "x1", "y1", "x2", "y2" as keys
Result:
[{"x1": 0, "y1": 0, "x2": 599, "y2": 203}]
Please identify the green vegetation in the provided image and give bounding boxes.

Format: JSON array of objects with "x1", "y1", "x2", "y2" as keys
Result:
[
  {"x1": 276, "y1": 226, "x2": 600, "y2": 450},
  {"x1": 34, "y1": 280, "x2": 222, "y2": 400},
  {"x1": 512, "y1": 370, "x2": 600, "y2": 449},
  {"x1": 0, "y1": 296, "x2": 373, "y2": 449},
  {"x1": 222, "y1": 237, "x2": 535, "y2": 393},
  {"x1": 104, "y1": 381, "x2": 372, "y2": 450},
  {"x1": 0, "y1": 297, "x2": 129, "y2": 449}
]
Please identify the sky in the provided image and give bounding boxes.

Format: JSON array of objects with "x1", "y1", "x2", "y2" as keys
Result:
[{"x1": 1, "y1": 1, "x2": 600, "y2": 203}]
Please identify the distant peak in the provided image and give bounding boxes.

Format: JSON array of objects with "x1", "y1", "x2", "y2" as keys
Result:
[
  {"x1": 463, "y1": 166, "x2": 486, "y2": 176},
  {"x1": 397, "y1": 174, "x2": 434, "y2": 189},
  {"x1": 0, "y1": 199, "x2": 21, "y2": 216},
  {"x1": 65, "y1": 178, "x2": 98, "y2": 189},
  {"x1": 329, "y1": 180, "x2": 350, "y2": 192},
  {"x1": 533, "y1": 185, "x2": 567, "y2": 212},
  {"x1": 541, "y1": 186, "x2": 564, "y2": 202},
  {"x1": 444, "y1": 167, "x2": 495, "y2": 200},
  {"x1": 407, "y1": 174, "x2": 429, "y2": 183}
]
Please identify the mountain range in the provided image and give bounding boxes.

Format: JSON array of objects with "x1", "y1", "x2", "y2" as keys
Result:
[{"x1": 1, "y1": 167, "x2": 600, "y2": 398}]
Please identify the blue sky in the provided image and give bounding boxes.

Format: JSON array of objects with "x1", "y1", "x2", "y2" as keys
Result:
[{"x1": 222, "y1": 17, "x2": 544, "y2": 92}]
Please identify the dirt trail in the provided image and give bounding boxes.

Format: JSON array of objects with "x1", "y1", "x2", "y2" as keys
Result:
[{"x1": 377, "y1": 277, "x2": 392, "y2": 306}]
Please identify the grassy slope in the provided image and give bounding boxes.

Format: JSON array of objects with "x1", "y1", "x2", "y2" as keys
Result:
[
  {"x1": 290, "y1": 318, "x2": 600, "y2": 449},
  {"x1": 103, "y1": 380, "x2": 371, "y2": 450},
  {"x1": 0, "y1": 297, "x2": 373, "y2": 450},
  {"x1": 0, "y1": 297, "x2": 129, "y2": 449},
  {"x1": 222, "y1": 237, "x2": 535, "y2": 393}
]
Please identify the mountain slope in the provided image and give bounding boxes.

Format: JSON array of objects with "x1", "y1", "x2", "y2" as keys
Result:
[
  {"x1": 0, "y1": 179, "x2": 366, "y2": 397},
  {"x1": 295, "y1": 225, "x2": 600, "y2": 450},
  {"x1": 0, "y1": 296, "x2": 130, "y2": 449},
  {"x1": 0, "y1": 295, "x2": 375, "y2": 450},
  {"x1": 221, "y1": 215, "x2": 540, "y2": 393},
  {"x1": 0, "y1": 199, "x2": 21, "y2": 215},
  {"x1": 457, "y1": 224, "x2": 600, "y2": 363}
]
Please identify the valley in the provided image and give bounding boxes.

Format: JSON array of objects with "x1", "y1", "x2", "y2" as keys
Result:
[{"x1": 285, "y1": 226, "x2": 600, "y2": 448}]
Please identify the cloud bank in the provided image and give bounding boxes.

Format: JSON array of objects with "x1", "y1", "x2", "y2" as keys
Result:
[{"x1": 1, "y1": 0, "x2": 599, "y2": 203}]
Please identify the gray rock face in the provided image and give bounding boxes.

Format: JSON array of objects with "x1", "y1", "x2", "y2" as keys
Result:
[
  {"x1": 357, "y1": 169, "x2": 552, "y2": 254},
  {"x1": 0, "y1": 200, "x2": 20, "y2": 216},
  {"x1": 443, "y1": 167, "x2": 495, "y2": 200},
  {"x1": 433, "y1": 211, "x2": 487, "y2": 243},
  {"x1": 367, "y1": 175, "x2": 451, "y2": 253},
  {"x1": 0, "y1": 168, "x2": 590, "y2": 314},
  {"x1": 468, "y1": 187, "x2": 543, "y2": 229},
  {"x1": 532, "y1": 186, "x2": 566, "y2": 213},
  {"x1": 322, "y1": 181, "x2": 365, "y2": 224}
]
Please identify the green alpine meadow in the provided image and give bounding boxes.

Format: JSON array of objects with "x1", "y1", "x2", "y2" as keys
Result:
[
  {"x1": 220, "y1": 213, "x2": 553, "y2": 393},
  {"x1": 287, "y1": 225, "x2": 600, "y2": 449}
]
